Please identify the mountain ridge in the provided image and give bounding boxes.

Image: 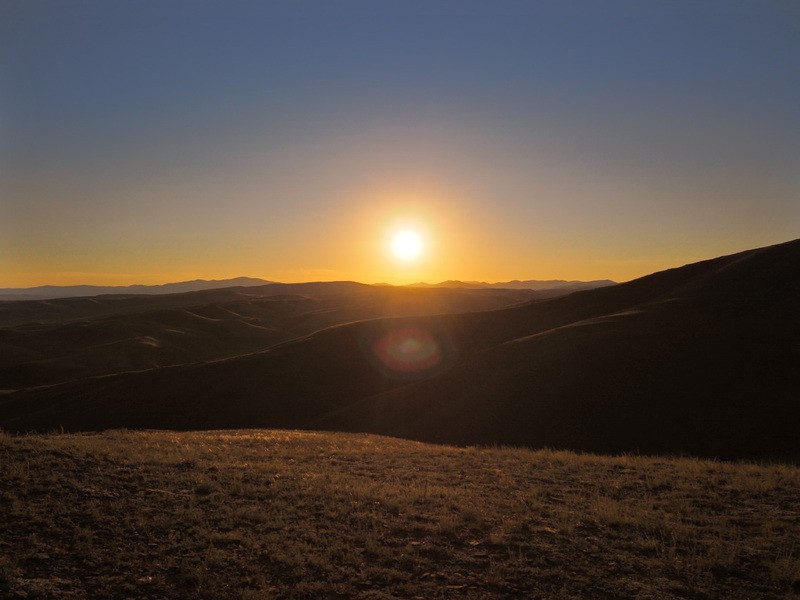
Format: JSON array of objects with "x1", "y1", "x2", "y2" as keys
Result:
[
  {"x1": 405, "y1": 279, "x2": 617, "y2": 291},
  {"x1": 0, "y1": 277, "x2": 616, "y2": 301},
  {"x1": 0, "y1": 277, "x2": 273, "y2": 300}
]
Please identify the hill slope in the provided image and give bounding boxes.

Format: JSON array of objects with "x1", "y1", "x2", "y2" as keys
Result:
[
  {"x1": 1, "y1": 429, "x2": 798, "y2": 599},
  {"x1": 318, "y1": 239, "x2": 800, "y2": 459},
  {"x1": 0, "y1": 285, "x2": 539, "y2": 390}
]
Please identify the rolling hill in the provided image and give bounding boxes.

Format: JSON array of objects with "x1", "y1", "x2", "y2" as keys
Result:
[
  {"x1": 1, "y1": 239, "x2": 798, "y2": 461},
  {"x1": 318, "y1": 239, "x2": 800, "y2": 459},
  {"x1": 0, "y1": 284, "x2": 540, "y2": 390}
]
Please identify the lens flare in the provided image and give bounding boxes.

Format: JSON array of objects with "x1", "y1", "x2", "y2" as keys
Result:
[{"x1": 372, "y1": 325, "x2": 441, "y2": 373}]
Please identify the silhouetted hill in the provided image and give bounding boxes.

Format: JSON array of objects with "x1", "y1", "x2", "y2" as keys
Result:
[
  {"x1": 406, "y1": 279, "x2": 617, "y2": 293},
  {"x1": 0, "y1": 277, "x2": 273, "y2": 300},
  {"x1": 1, "y1": 275, "x2": 602, "y2": 301},
  {"x1": 406, "y1": 280, "x2": 487, "y2": 289},
  {"x1": 490, "y1": 279, "x2": 618, "y2": 292},
  {"x1": 1, "y1": 240, "x2": 798, "y2": 460},
  {"x1": 318, "y1": 239, "x2": 800, "y2": 459}
]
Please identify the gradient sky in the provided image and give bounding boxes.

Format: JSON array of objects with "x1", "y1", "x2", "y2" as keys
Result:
[{"x1": 2, "y1": 0, "x2": 798, "y2": 287}]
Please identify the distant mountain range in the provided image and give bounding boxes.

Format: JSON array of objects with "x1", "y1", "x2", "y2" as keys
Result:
[
  {"x1": 0, "y1": 277, "x2": 616, "y2": 301},
  {"x1": 1, "y1": 239, "x2": 798, "y2": 461},
  {"x1": 406, "y1": 279, "x2": 617, "y2": 292},
  {"x1": 0, "y1": 277, "x2": 272, "y2": 300}
]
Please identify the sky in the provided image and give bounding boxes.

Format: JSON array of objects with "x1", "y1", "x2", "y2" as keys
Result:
[{"x1": 1, "y1": 0, "x2": 798, "y2": 287}]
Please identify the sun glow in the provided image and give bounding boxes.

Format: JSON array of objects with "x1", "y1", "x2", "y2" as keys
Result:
[{"x1": 391, "y1": 230, "x2": 423, "y2": 261}]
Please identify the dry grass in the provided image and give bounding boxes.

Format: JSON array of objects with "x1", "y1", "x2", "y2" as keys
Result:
[{"x1": 1, "y1": 428, "x2": 799, "y2": 599}]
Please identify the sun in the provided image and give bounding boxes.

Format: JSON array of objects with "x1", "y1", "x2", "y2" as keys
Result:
[{"x1": 391, "y1": 230, "x2": 423, "y2": 261}]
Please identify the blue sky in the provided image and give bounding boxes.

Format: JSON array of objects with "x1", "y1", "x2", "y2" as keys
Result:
[{"x1": 2, "y1": 1, "x2": 798, "y2": 285}]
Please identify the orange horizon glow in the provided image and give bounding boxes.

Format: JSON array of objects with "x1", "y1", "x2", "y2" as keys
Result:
[
  {"x1": 0, "y1": 247, "x2": 769, "y2": 289},
  {"x1": 2, "y1": 183, "x2": 794, "y2": 289},
  {"x1": 4, "y1": 4, "x2": 797, "y2": 294}
]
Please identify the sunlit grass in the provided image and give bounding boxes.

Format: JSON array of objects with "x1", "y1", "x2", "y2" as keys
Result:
[{"x1": 1, "y1": 428, "x2": 798, "y2": 598}]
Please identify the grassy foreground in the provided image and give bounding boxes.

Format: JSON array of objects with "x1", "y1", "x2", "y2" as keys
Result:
[{"x1": 1, "y1": 429, "x2": 799, "y2": 599}]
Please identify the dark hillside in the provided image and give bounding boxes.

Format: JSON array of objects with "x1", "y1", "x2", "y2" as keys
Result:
[
  {"x1": 0, "y1": 282, "x2": 375, "y2": 327},
  {"x1": 1, "y1": 240, "x2": 798, "y2": 460},
  {"x1": 0, "y1": 286, "x2": 538, "y2": 390},
  {"x1": 318, "y1": 239, "x2": 800, "y2": 459}
]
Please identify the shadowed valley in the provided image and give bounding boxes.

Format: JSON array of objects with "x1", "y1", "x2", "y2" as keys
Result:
[{"x1": 0, "y1": 284, "x2": 539, "y2": 390}]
